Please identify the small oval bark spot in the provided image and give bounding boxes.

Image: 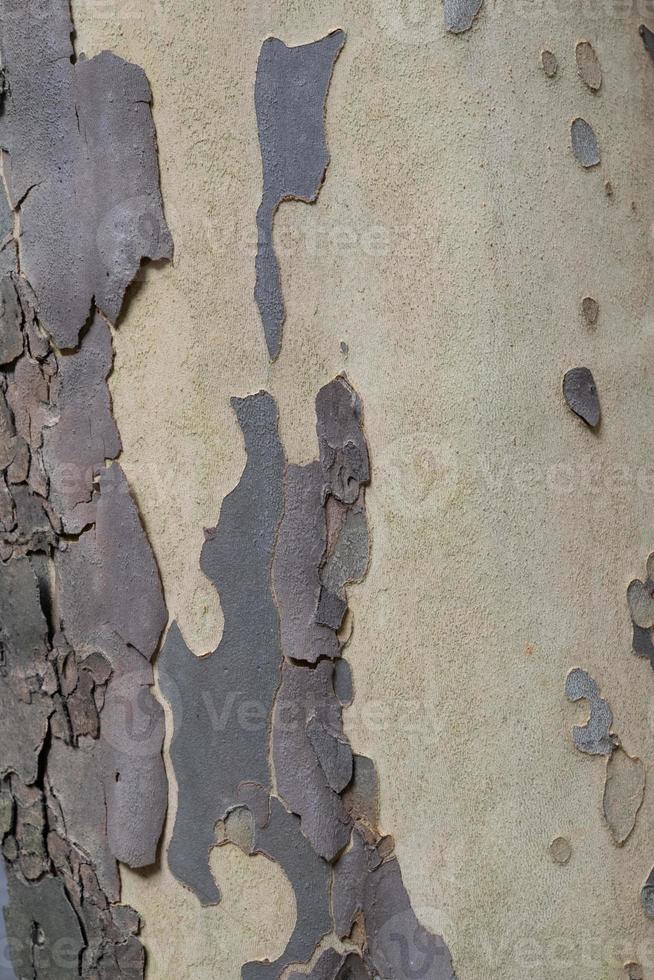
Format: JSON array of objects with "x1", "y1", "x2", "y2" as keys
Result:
[
  {"x1": 541, "y1": 49, "x2": 558, "y2": 78},
  {"x1": 581, "y1": 296, "x2": 599, "y2": 326},
  {"x1": 562, "y1": 367, "x2": 601, "y2": 428},
  {"x1": 627, "y1": 579, "x2": 654, "y2": 629},
  {"x1": 625, "y1": 962, "x2": 644, "y2": 980},
  {"x1": 549, "y1": 837, "x2": 572, "y2": 865},
  {"x1": 576, "y1": 41, "x2": 602, "y2": 91},
  {"x1": 571, "y1": 118, "x2": 600, "y2": 168}
]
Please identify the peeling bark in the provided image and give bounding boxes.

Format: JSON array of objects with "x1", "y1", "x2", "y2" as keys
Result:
[
  {"x1": 566, "y1": 666, "x2": 646, "y2": 865},
  {"x1": 0, "y1": 1, "x2": 171, "y2": 975},
  {"x1": 160, "y1": 377, "x2": 456, "y2": 978},
  {"x1": 603, "y1": 748, "x2": 645, "y2": 847},
  {"x1": 0, "y1": 0, "x2": 172, "y2": 349}
]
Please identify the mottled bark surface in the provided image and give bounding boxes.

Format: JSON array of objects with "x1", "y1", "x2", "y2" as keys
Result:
[{"x1": 5, "y1": 1, "x2": 654, "y2": 979}]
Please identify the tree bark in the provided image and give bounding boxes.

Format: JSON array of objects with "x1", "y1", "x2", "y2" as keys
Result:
[{"x1": 2, "y1": 2, "x2": 654, "y2": 979}]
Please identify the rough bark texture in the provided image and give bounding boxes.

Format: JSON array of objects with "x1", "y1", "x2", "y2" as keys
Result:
[{"x1": 0, "y1": 1, "x2": 171, "y2": 975}]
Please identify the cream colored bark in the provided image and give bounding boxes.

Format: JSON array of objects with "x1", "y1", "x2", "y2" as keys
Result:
[{"x1": 71, "y1": 2, "x2": 654, "y2": 977}]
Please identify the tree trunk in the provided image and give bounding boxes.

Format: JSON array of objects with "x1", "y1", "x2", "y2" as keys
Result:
[{"x1": 2, "y1": 1, "x2": 654, "y2": 979}]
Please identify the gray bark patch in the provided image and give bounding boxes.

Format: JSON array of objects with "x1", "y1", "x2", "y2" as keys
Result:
[
  {"x1": 444, "y1": 0, "x2": 484, "y2": 34},
  {"x1": 41, "y1": 315, "x2": 121, "y2": 533},
  {"x1": 56, "y1": 463, "x2": 167, "y2": 661},
  {"x1": 0, "y1": 558, "x2": 51, "y2": 786},
  {"x1": 570, "y1": 118, "x2": 600, "y2": 168},
  {"x1": 642, "y1": 867, "x2": 654, "y2": 916},
  {"x1": 333, "y1": 828, "x2": 456, "y2": 979},
  {"x1": 0, "y1": 860, "x2": 15, "y2": 980},
  {"x1": 254, "y1": 31, "x2": 345, "y2": 360},
  {"x1": 3, "y1": 873, "x2": 84, "y2": 980},
  {"x1": 159, "y1": 392, "x2": 286, "y2": 906},
  {"x1": 0, "y1": 280, "x2": 23, "y2": 367},
  {"x1": 562, "y1": 367, "x2": 601, "y2": 428},
  {"x1": 565, "y1": 668, "x2": 617, "y2": 756},
  {"x1": 241, "y1": 797, "x2": 332, "y2": 980}
]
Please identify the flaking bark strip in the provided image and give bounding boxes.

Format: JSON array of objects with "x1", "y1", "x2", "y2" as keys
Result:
[
  {"x1": 0, "y1": 0, "x2": 172, "y2": 974},
  {"x1": 273, "y1": 462, "x2": 341, "y2": 664},
  {"x1": 160, "y1": 377, "x2": 456, "y2": 978},
  {"x1": 273, "y1": 659, "x2": 353, "y2": 860},
  {"x1": 254, "y1": 31, "x2": 345, "y2": 360},
  {"x1": 41, "y1": 315, "x2": 121, "y2": 534}
]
